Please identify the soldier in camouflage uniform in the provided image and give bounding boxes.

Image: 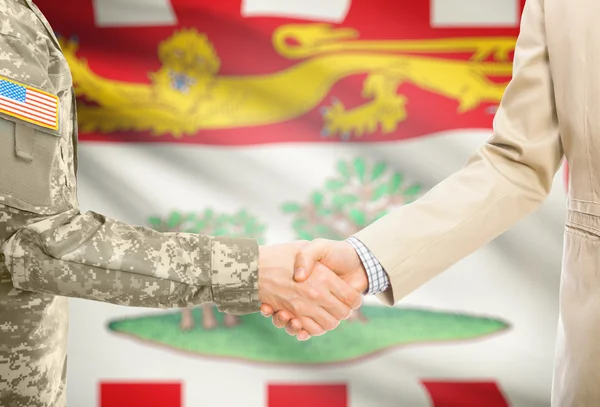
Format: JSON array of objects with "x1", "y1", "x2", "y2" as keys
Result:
[{"x1": 0, "y1": 1, "x2": 362, "y2": 405}]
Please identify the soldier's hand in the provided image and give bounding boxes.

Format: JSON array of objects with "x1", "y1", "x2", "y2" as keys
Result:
[{"x1": 258, "y1": 242, "x2": 362, "y2": 339}]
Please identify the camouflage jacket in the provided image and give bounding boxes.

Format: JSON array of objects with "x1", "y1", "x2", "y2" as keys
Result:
[{"x1": 0, "y1": 0, "x2": 260, "y2": 315}]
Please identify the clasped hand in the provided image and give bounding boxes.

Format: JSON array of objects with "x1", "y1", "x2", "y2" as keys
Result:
[{"x1": 258, "y1": 239, "x2": 368, "y2": 341}]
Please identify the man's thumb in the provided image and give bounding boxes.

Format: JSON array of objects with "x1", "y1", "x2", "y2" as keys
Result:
[{"x1": 293, "y1": 239, "x2": 327, "y2": 282}]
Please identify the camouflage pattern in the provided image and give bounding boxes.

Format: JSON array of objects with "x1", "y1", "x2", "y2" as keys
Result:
[{"x1": 0, "y1": 1, "x2": 259, "y2": 405}]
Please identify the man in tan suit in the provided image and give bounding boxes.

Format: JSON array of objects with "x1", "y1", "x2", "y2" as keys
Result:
[{"x1": 261, "y1": 0, "x2": 593, "y2": 404}]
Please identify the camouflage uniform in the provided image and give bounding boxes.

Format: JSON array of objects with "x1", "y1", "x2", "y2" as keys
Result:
[{"x1": 0, "y1": 1, "x2": 259, "y2": 405}]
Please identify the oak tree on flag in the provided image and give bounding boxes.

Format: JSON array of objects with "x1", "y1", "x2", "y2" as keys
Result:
[{"x1": 282, "y1": 156, "x2": 423, "y2": 320}]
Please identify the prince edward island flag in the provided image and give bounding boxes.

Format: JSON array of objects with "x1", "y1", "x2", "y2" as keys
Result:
[{"x1": 36, "y1": 0, "x2": 566, "y2": 406}]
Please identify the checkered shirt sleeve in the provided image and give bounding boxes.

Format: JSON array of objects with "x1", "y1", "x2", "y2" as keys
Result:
[{"x1": 346, "y1": 236, "x2": 390, "y2": 295}]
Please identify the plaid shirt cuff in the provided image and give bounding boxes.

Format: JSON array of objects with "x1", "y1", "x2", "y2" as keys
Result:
[{"x1": 346, "y1": 236, "x2": 390, "y2": 295}]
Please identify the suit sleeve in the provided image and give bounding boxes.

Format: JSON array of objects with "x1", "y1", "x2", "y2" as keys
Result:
[{"x1": 354, "y1": 0, "x2": 563, "y2": 305}]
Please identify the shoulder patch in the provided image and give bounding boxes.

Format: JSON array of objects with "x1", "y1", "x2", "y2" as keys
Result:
[{"x1": 0, "y1": 76, "x2": 59, "y2": 131}]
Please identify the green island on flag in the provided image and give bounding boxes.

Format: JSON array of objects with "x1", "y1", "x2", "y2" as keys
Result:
[
  {"x1": 108, "y1": 157, "x2": 510, "y2": 365},
  {"x1": 108, "y1": 306, "x2": 509, "y2": 365}
]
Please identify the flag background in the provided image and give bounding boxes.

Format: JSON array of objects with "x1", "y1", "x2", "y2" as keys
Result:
[{"x1": 34, "y1": 0, "x2": 565, "y2": 405}]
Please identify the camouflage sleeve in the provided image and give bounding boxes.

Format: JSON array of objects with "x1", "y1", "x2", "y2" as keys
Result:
[
  {"x1": 0, "y1": 1, "x2": 259, "y2": 315},
  {"x1": 1, "y1": 209, "x2": 259, "y2": 314}
]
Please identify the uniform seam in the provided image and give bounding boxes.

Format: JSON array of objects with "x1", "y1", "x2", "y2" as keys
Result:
[
  {"x1": 0, "y1": 189, "x2": 55, "y2": 208},
  {"x1": 208, "y1": 237, "x2": 217, "y2": 303},
  {"x1": 1, "y1": 33, "x2": 30, "y2": 42},
  {"x1": 564, "y1": 228, "x2": 600, "y2": 244},
  {"x1": 583, "y1": 39, "x2": 595, "y2": 202},
  {"x1": 8, "y1": 236, "x2": 27, "y2": 290},
  {"x1": 566, "y1": 221, "x2": 599, "y2": 235},
  {"x1": 570, "y1": 198, "x2": 600, "y2": 205},
  {"x1": 568, "y1": 208, "x2": 600, "y2": 217}
]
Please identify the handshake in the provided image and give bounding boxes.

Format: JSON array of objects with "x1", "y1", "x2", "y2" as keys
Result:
[{"x1": 257, "y1": 239, "x2": 370, "y2": 341}]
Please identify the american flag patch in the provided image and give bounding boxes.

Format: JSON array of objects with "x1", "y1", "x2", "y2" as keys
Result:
[{"x1": 0, "y1": 76, "x2": 59, "y2": 131}]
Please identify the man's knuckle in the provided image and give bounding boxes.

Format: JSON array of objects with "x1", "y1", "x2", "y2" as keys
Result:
[
  {"x1": 324, "y1": 320, "x2": 337, "y2": 331},
  {"x1": 307, "y1": 288, "x2": 321, "y2": 300},
  {"x1": 316, "y1": 272, "x2": 328, "y2": 283},
  {"x1": 291, "y1": 302, "x2": 303, "y2": 315},
  {"x1": 335, "y1": 305, "x2": 351, "y2": 319},
  {"x1": 344, "y1": 291, "x2": 358, "y2": 305},
  {"x1": 310, "y1": 327, "x2": 325, "y2": 336}
]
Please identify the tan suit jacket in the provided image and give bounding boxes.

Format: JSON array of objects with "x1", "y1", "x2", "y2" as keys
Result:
[{"x1": 355, "y1": 0, "x2": 596, "y2": 405}]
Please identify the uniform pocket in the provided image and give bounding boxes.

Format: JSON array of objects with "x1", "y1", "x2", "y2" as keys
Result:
[{"x1": 0, "y1": 117, "x2": 66, "y2": 214}]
